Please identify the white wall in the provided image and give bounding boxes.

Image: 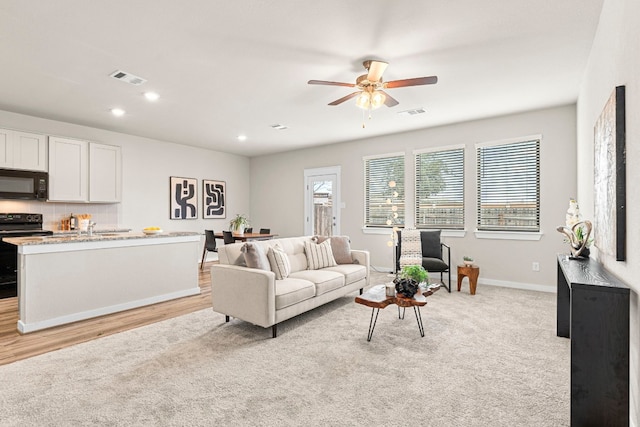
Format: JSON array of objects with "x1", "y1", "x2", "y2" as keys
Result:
[
  {"x1": 250, "y1": 104, "x2": 577, "y2": 291},
  {"x1": 577, "y1": 0, "x2": 640, "y2": 424},
  {"x1": 0, "y1": 109, "x2": 251, "y2": 235}
]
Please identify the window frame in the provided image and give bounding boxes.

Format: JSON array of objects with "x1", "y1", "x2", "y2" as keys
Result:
[
  {"x1": 363, "y1": 152, "x2": 405, "y2": 229},
  {"x1": 414, "y1": 145, "x2": 465, "y2": 230},
  {"x1": 476, "y1": 135, "x2": 541, "y2": 233}
]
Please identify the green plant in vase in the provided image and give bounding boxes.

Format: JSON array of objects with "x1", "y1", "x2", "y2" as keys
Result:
[
  {"x1": 401, "y1": 265, "x2": 428, "y2": 284},
  {"x1": 229, "y1": 214, "x2": 250, "y2": 234},
  {"x1": 394, "y1": 265, "x2": 429, "y2": 297}
]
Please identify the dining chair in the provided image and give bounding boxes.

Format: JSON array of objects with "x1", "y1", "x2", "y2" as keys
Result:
[
  {"x1": 245, "y1": 227, "x2": 253, "y2": 233},
  {"x1": 259, "y1": 228, "x2": 270, "y2": 234},
  {"x1": 222, "y1": 230, "x2": 236, "y2": 244},
  {"x1": 200, "y1": 230, "x2": 218, "y2": 270}
]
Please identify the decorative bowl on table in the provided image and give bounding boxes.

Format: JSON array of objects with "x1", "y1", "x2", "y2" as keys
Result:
[{"x1": 143, "y1": 227, "x2": 163, "y2": 235}]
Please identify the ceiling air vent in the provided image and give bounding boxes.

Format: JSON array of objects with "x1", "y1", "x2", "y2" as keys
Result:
[
  {"x1": 270, "y1": 124, "x2": 288, "y2": 130},
  {"x1": 109, "y1": 70, "x2": 147, "y2": 86},
  {"x1": 397, "y1": 108, "x2": 426, "y2": 116}
]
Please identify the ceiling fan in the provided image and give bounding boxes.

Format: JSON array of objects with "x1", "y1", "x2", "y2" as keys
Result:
[{"x1": 308, "y1": 60, "x2": 438, "y2": 110}]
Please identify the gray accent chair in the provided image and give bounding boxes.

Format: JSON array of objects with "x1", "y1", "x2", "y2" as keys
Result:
[{"x1": 396, "y1": 229, "x2": 451, "y2": 292}]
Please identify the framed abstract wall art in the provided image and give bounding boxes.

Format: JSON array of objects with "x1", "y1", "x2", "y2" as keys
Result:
[
  {"x1": 170, "y1": 176, "x2": 198, "y2": 219},
  {"x1": 594, "y1": 85, "x2": 626, "y2": 261},
  {"x1": 203, "y1": 179, "x2": 226, "y2": 219}
]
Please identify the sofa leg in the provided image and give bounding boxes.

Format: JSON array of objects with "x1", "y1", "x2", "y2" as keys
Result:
[
  {"x1": 272, "y1": 324, "x2": 277, "y2": 338},
  {"x1": 225, "y1": 315, "x2": 230, "y2": 323}
]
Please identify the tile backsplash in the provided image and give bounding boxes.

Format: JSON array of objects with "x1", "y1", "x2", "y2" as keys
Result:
[{"x1": 0, "y1": 200, "x2": 121, "y2": 231}]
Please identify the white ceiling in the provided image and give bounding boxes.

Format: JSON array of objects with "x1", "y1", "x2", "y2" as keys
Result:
[{"x1": 0, "y1": 1, "x2": 603, "y2": 157}]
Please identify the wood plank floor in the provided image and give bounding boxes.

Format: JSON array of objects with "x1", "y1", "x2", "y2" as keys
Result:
[{"x1": 0, "y1": 261, "x2": 216, "y2": 366}]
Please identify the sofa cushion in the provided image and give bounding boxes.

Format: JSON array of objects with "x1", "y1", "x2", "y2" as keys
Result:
[
  {"x1": 304, "y1": 239, "x2": 337, "y2": 270},
  {"x1": 275, "y1": 278, "x2": 315, "y2": 310},
  {"x1": 314, "y1": 236, "x2": 352, "y2": 264},
  {"x1": 267, "y1": 244, "x2": 291, "y2": 279},
  {"x1": 324, "y1": 264, "x2": 367, "y2": 286},
  {"x1": 289, "y1": 269, "x2": 345, "y2": 296},
  {"x1": 241, "y1": 242, "x2": 270, "y2": 270}
]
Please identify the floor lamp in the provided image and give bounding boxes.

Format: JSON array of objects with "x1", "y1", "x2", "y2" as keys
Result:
[{"x1": 386, "y1": 180, "x2": 399, "y2": 277}]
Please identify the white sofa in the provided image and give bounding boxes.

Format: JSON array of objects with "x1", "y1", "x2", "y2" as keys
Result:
[{"x1": 211, "y1": 236, "x2": 370, "y2": 337}]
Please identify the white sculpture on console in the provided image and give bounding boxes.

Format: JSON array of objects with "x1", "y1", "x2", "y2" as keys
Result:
[{"x1": 557, "y1": 199, "x2": 593, "y2": 258}]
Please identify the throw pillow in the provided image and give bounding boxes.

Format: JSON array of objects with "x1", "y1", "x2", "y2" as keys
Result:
[
  {"x1": 312, "y1": 235, "x2": 352, "y2": 264},
  {"x1": 241, "y1": 242, "x2": 270, "y2": 270},
  {"x1": 304, "y1": 239, "x2": 337, "y2": 270},
  {"x1": 267, "y1": 243, "x2": 291, "y2": 280},
  {"x1": 420, "y1": 230, "x2": 442, "y2": 259}
]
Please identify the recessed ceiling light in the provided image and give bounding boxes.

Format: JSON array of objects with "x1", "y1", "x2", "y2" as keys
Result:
[
  {"x1": 237, "y1": 135, "x2": 247, "y2": 141},
  {"x1": 144, "y1": 91, "x2": 160, "y2": 101},
  {"x1": 111, "y1": 108, "x2": 126, "y2": 117}
]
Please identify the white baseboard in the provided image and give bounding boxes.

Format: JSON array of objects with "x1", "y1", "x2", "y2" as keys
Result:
[{"x1": 371, "y1": 265, "x2": 556, "y2": 293}]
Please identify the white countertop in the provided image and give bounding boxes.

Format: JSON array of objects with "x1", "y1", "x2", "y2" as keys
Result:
[
  {"x1": 4, "y1": 231, "x2": 201, "y2": 255},
  {"x1": 4, "y1": 231, "x2": 199, "y2": 246}
]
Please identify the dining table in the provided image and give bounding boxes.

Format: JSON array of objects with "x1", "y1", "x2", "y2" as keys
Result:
[{"x1": 213, "y1": 232, "x2": 277, "y2": 242}]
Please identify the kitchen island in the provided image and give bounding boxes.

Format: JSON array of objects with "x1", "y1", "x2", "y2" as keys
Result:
[{"x1": 4, "y1": 231, "x2": 201, "y2": 333}]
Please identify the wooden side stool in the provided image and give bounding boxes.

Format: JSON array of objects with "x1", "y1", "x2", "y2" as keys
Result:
[{"x1": 457, "y1": 264, "x2": 480, "y2": 295}]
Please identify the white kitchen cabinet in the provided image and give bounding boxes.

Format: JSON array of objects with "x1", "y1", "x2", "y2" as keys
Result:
[
  {"x1": 48, "y1": 136, "x2": 88, "y2": 201},
  {"x1": 89, "y1": 142, "x2": 121, "y2": 202},
  {"x1": 0, "y1": 128, "x2": 47, "y2": 171},
  {"x1": 48, "y1": 137, "x2": 121, "y2": 203}
]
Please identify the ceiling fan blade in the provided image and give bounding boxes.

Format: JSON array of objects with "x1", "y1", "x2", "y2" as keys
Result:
[
  {"x1": 385, "y1": 76, "x2": 438, "y2": 89},
  {"x1": 328, "y1": 91, "x2": 361, "y2": 106},
  {"x1": 308, "y1": 80, "x2": 355, "y2": 88},
  {"x1": 366, "y1": 60, "x2": 388, "y2": 82},
  {"x1": 380, "y1": 91, "x2": 399, "y2": 107}
]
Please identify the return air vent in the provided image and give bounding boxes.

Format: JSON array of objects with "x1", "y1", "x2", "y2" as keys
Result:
[
  {"x1": 397, "y1": 108, "x2": 426, "y2": 116},
  {"x1": 109, "y1": 70, "x2": 147, "y2": 86}
]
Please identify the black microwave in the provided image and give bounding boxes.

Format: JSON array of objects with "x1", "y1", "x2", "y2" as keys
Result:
[{"x1": 0, "y1": 169, "x2": 48, "y2": 200}]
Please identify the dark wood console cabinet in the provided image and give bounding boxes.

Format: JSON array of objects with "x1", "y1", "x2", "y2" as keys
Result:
[{"x1": 557, "y1": 254, "x2": 630, "y2": 426}]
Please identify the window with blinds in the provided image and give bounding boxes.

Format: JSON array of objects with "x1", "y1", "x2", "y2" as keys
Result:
[
  {"x1": 476, "y1": 138, "x2": 540, "y2": 231},
  {"x1": 363, "y1": 153, "x2": 405, "y2": 228},
  {"x1": 415, "y1": 147, "x2": 464, "y2": 229}
]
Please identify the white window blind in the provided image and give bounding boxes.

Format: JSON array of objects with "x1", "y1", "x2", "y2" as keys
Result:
[
  {"x1": 364, "y1": 153, "x2": 404, "y2": 228},
  {"x1": 415, "y1": 147, "x2": 464, "y2": 229},
  {"x1": 476, "y1": 138, "x2": 540, "y2": 231}
]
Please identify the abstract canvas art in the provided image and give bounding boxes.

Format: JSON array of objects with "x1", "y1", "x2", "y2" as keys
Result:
[
  {"x1": 594, "y1": 86, "x2": 626, "y2": 261},
  {"x1": 203, "y1": 180, "x2": 226, "y2": 219},
  {"x1": 170, "y1": 176, "x2": 197, "y2": 219}
]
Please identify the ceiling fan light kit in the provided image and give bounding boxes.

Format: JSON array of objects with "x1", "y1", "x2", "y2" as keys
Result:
[
  {"x1": 308, "y1": 59, "x2": 438, "y2": 125},
  {"x1": 355, "y1": 89, "x2": 386, "y2": 110}
]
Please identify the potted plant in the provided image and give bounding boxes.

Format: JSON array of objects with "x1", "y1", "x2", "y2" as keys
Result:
[
  {"x1": 574, "y1": 224, "x2": 593, "y2": 258},
  {"x1": 393, "y1": 265, "x2": 429, "y2": 297},
  {"x1": 400, "y1": 265, "x2": 428, "y2": 284},
  {"x1": 229, "y1": 214, "x2": 250, "y2": 235},
  {"x1": 463, "y1": 256, "x2": 474, "y2": 266}
]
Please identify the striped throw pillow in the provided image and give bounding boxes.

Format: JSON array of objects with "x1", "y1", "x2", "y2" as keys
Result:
[
  {"x1": 267, "y1": 243, "x2": 291, "y2": 280},
  {"x1": 304, "y1": 239, "x2": 337, "y2": 270}
]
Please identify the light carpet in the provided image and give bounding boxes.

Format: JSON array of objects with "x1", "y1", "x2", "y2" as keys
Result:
[{"x1": 0, "y1": 274, "x2": 569, "y2": 426}]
